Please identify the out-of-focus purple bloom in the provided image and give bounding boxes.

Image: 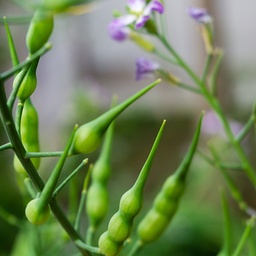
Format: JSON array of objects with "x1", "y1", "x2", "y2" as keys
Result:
[
  {"x1": 202, "y1": 111, "x2": 242, "y2": 139},
  {"x1": 187, "y1": 7, "x2": 212, "y2": 24},
  {"x1": 108, "y1": 0, "x2": 164, "y2": 41},
  {"x1": 135, "y1": 57, "x2": 159, "y2": 80}
]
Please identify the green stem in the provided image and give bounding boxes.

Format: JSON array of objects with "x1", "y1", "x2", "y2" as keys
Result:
[
  {"x1": 75, "y1": 190, "x2": 87, "y2": 232},
  {"x1": 53, "y1": 159, "x2": 88, "y2": 197},
  {"x1": 25, "y1": 151, "x2": 64, "y2": 158},
  {"x1": 24, "y1": 177, "x2": 37, "y2": 198},
  {"x1": 74, "y1": 240, "x2": 102, "y2": 254},
  {"x1": 127, "y1": 240, "x2": 143, "y2": 256},
  {"x1": 232, "y1": 217, "x2": 255, "y2": 256},
  {"x1": 202, "y1": 53, "x2": 213, "y2": 84},
  {"x1": 159, "y1": 35, "x2": 256, "y2": 188},
  {"x1": 0, "y1": 142, "x2": 12, "y2": 151},
  {"x1": 0, "y1": 80, "x2": 89, "y2": 256},
  {"x1": 7, "y1": 65, "x2": 30, "y2": 110},
  {"x1": 176, "y1": 82, "x2": 202, "y2": 95},
  {"x1": 235, "y1": 109, "x2": 256, "y2": 143},
  {"x1": 0, "y1": 15, "x2": 32, "y2": 24},
  {"x1": 0, "y1": 42, "x2": 51, "y2": 81}
]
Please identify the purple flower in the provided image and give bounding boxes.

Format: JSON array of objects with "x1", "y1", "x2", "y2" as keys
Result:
[
  {"x1": 135, "y1": 58, "x2": 159, "y2": 80},
  {"x1": 187, "y1": 7, "x2": 212, "y2": 24},
  {"x1": 108, "y1": 0, "x2": 164, "y2": 41}
]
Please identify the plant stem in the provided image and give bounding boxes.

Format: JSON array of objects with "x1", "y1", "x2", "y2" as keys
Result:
[
  {"x1": 232, "y1": 217, "x2": 255, "y2": 256},
  {"x1": 25, "y1": 151, "x2": 64, "y2": 158},
  {"x1": 0, "y1": 142, "x2": 12, "y2": 151},
  {"x1": 158, "y1": 35, "x2": 256, "y2": 189},
  {"x1": 0, "y1": 42, "x2": 51, "y2": 81},
  {"x1": 127, "y1": 240, "x2": 143, "y2": 256},
  {"x1": 0, "y1": 80, "x2": 90, "y2": 256}
]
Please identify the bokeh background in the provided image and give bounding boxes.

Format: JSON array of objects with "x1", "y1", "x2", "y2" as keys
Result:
[{"x1": 0, "y1": 0, "x2": 256, "y2": 255}]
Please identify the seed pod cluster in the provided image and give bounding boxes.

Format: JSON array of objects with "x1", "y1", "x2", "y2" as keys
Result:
[
  {"x1": 98, "y1": 120, "x2": 166, "y2": 256},
  {"x1": 137, "y1": 113, "x2": 203, "y2": 244},
  {"x1": 14, "y1": 99, "x2": 40, "y2": 176}
]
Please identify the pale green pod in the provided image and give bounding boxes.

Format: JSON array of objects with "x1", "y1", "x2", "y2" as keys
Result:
[
  {"x1": 98, "y1": 231, "x2": 122, "y2": 256},
  {"x1": 25, "y1": 198, "x2": 50, "y2": 225},
  {"x1": 26, "y1": 9, "x2": 54, "y2": 54}
]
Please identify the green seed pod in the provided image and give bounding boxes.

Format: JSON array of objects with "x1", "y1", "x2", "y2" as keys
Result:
[
  {"x1": 25, "y1": 198, "x2": 50, "y2": 225},
  {"x1": 71, "y1": 79, "x2": 161, "y2": 154},
  {"x1": 162, "y1": 175, "x2": 186, "y2": 199},
  {"x1": 14, "y1": 99, "x2": 40, "y2": 176},
  {"x1": 98, "y1": 231, "x2": 122, "y2": 256},
  {"x1": 86, "y1": 182, "x2": 109, "y2": 227},
  {"x1": 26, "y1": 9, "x2": 54, "y2": 54},
  {"x1": 13, "y1": 59, "x2": 39, "y2": 101},
  {"x1": 108, "y1": 212, "x2": 132, "y2": 242},
  {"x1": 153, "y1": 191, "x2": 178, "y2": 216},
  {"x1": 137, "y1": 113, "x2": 204, "y2": 244},
  {"x1": 98, "y1": 120, "x2": 166, "y2": 255},
  {"x1": 42, "y1": 0, "x2": 91, "y2": 13},
  {"x1": 137, "y1": 209, "x2": 170, "y2": 244}
]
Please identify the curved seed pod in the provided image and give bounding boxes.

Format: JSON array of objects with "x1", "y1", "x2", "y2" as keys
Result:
[
  {"x1": 25, "y1": 198, "x2": 50, "y2": 225},
  {"x1": 71, "y1": 79, "x2": 161, "y2": 154},
  {"x1": 13, "y1": 59, "x2": 39, "y2": 101},
  {"x1": 98, "y1": 120, "x2": 166, "y2": 256},
  {"x1": 26, "y1": 9, "x2": 54, "y2": 54},
  {"x1": 137, "y1": 112, "x2": 204, "y2": 244},
  {"x1": 14, "y1": 99, "x2": 40, "y2": 176}
]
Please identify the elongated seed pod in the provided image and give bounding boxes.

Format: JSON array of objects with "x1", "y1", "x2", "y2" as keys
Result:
[
  {"x1": 86, "y1": 121, "x2": 114, "y2": 229},
  {"x1": 13, "y1": 59, "x2": 39, "y2": 101},
  {"x1": 26, "y1": 9, "x2": 54, "y2": 54},
  {"x1": 71, "y1": 79, "x2": 161, "y2": 154},
  {"x1": 14, "y1": 99, "x2": 40, "y2": 176},
  {"x1": 98, "y1": 120, "x2": 166, "y2": 256},
  {"x1": 137, "y1": 113, "x2": 204, "y2": 244}
]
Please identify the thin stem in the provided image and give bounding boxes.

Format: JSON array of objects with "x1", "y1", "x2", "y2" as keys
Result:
[
  {"x1": 25, "y1": 151, "x2": 64, "y2": 158},
  {"x1": 158, "y1": 35, "x2": 202, "y2": 85},
  {"x1": 127, "y1": 240, "x2": 143, "y2": 256},
  {"x1": 176, "y1": 82, "x2": 202, "y2": 95},
  {"x1": 236, "y1": 112, "x2": 255, "y2": 143},
  {"x1": 0, "y1": 142, "x2": 12, "y2": 151},
  {"x1": 0, "y1": 206, "x2": 22, "y2": 228},
  {"x1": 0, "y1": 80, "x2": 89, "y2": 256},
  {"x1": 0, "y1": 42, "x2": 51, "y2": 81},
  {"x1": 201, "y1": 53, "x2": 213, "y2": 83},
  {"x1": 74, "y1": 240, "x2": 102, "y2": 255},
  {"x1": 74, "y1": 191, "x2": 87, "y2": 232},
  {"x1": 0, "y1": 15, "x2": 32, "y2": 24},
  {"x1": 53, "y1": 159, "x2": 88, "y2": 198},
  {"x1": 232, "y1": 217, "x2": 255, "y2": 256},
  {"x1": 7, "y1": 65, "x2": 30, "y2": 110},
  {"x1": 154, "y1": 49, "x2": 178, "y2": 65},
  {"x1": 24, "y1": 177, "x2": 37, "y2": 198}
]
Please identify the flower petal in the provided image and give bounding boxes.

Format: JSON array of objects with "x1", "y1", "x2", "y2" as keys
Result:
[
  {"x1": 108, "y1": 15, "x2": 136, "y2": 41},
  {"x1": 127, "y1": 0, "x2": 145, "y2": 13},
  {"x1": 187, "y1": 7, "x2": 212, "y2": 24},
  {"x1": 135, "y1": 15, "x2": 150, "y2": 29},
  {"x1": 135, "y1": 57, "x2": 159, "y2": 80},
  {"x1": 146, "y1": 0, "x2": 164, "y2": 14}
]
